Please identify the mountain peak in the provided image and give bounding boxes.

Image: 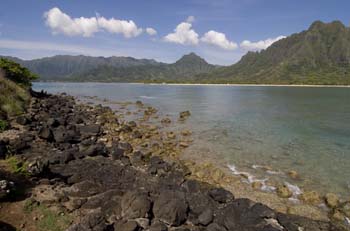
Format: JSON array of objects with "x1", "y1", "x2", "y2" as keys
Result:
[
  {"x1": 309, "y1": 20, "x2": 346, "y2": 31},
  {"x1": 176, "y1": 52, "x2": 208, "y2": 64}
]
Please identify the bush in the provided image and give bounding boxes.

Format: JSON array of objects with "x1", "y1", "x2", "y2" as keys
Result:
[
  {"x1": 0, "y1": 119, "x2": 8, "y2": 132},
  {"x1": 0, "y1": 58, "x2": 38, "y2": 87}
]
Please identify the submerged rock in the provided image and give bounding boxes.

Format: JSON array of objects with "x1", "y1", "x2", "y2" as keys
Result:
[
  {"x1": 276, "y1": 185, "x2": 292, "y2": 198},
  {"x1": 325, "y1": 193, "x2": 339, "y2": 208},
  {"x1": 299, "y1": 191, "x2": 322, "y2": 205},
  {"x1": 179, "y1": 111, "x2": 191, "y2": 120}
]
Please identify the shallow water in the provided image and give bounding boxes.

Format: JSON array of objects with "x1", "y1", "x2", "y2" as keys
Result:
[{"x1": 33, "y1": 82, "x2": 350, "y2": 198}]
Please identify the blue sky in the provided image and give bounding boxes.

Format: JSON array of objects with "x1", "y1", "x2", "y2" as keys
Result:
[{"x1": 0, "y1": 0, "x2": 349, "y2": 65}]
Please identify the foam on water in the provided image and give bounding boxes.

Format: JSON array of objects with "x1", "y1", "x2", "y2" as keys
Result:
[
  {"x1": 139, "y1": 95, "x2": 156, "y2": 99},
  {"x1": 284, "y1": 181, "x2": 302, "y2": 200},
  {"x1": 228, "y1": 164, "x2": 276, "y2": 192}
]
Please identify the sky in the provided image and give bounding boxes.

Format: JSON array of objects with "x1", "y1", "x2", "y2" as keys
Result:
[{"x1": 0, "y1": 0, "x2": 349, "y2": 65}]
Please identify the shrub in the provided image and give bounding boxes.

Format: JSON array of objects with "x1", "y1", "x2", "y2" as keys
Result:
[
  {"x1": 0, "y1": 58, "x2": 38, "y2": 87},
  {"x1": 0, "y1": 119, "x2": 8, "y2": 132}
]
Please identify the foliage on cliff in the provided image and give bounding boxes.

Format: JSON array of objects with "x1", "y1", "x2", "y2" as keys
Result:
[
  {"x1": 0, "y1": 58, "x2": 35, "y2": 121},
  {"x1": 197, "y1": 21, "x2": 350, "y2": 85}
]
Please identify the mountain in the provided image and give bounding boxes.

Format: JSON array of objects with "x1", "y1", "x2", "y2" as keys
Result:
[
  {"x1": 2, "y1": 55, "x2": 163, "y2": 81},
  {"x1": 2, "y1": 53, "x2": 217, "y2": 82},
  {"x1": 73, "y1": 52, "x2": 217, "y2": 82},
  {"x1": 198, "y1": 20, "x2": 350, "y2": 85}
]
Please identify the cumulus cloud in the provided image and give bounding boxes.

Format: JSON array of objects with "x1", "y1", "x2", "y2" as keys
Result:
[
  {"x1": 146, "y1": 27, "x2": 157, "y2": 36},
  {"x1": 240, "y1": 35, "x2": 286, "y2": 51},
  {"x1": 44, "y1": 7, "x2": 143, "y2": 38},
  {"x1": 201, "y1": 30, "x2": 238, "y2": 50},
  {"x1": 44, "y1": 7, "x2": 99, "y2": 37},
  {"x1": 164, "y1": 22, "x2": 199, "y2": 45},
  {"x1": 97, "y1": 17, "x2": 142, "y2": 38}
]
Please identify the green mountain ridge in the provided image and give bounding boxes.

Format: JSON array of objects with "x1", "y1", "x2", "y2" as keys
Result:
[
  {"x1": 1, "y1": 52, "x2": 217, "y2": 82},
  {"x1": 197, "y1": 20, "x2": 350, "y2": 85}
]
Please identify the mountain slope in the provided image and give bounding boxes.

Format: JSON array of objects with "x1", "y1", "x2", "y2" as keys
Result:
[
  {"x1": 198, "y1": 20, "x2": 350, "y2": 85},
  {"x1": 2, "y1": 53, "x2": 217, "y2": 82},
  {"x1": 73, "y1": 52, "x2": 217, "y2": 82},
  {"x1": 2, "y1": 55, "x2": 163, "y2": 80}
]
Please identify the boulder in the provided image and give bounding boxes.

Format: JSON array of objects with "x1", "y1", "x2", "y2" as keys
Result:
[
  {"x1": 121, "y1": 191, "x2": 151, "y2": 219},
  {"x1": 53, "y1": 126, "x2": 80, "y2": 143},
  {"x1": 198, "y1": 208, "x2": 213, "y2": 226},
  {"x1": 81, "y1": 143, "x2": 107, "y2": 157},
  {"x1": 114, "y1": 220, "x2": 140, "y2": 231},
  {"x1": 66, "y1": 211, "x2": 108, "y2": 231},
  {"x1": 206, "y1": 223, "x2": 227, "y2": 231},
  {"x1": 38, "y1": 126, "x2": 54, "y2": 141},
  {"x1": 149, "y1": 220, "x2": 168, "y2": 231},
  {"x1": 27, "y1": 158, "x2": 49, "y2": 176},
  {"x1": 153, "y1": 190, "x2": 188, "y2": 226},
  {"x1": 119, "y1": 142, "x2": 133, "y2": 154},
  {"x1": 16, "y1": 115, "x2": 30, "y2": 125},
  {"x1": 208, "y1": 188, "x2": 234, "y2": 203},
  {"x1": 111, "y1": 147, "x2": 125, "y2": 160},
  {"x1": 79, "y1": 124, "x2": 101, "y2": 136}
]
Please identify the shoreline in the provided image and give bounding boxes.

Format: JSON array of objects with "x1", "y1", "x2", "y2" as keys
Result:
[
  {"x1": 79, "y1": 94, "x2": 348, "y2": 222},
  {"x1": 1, "y1": 92, "x2": 349, "y2": 230},
  {"x1": 34, "y1": 81, "x2": 350, "y2": 88}
]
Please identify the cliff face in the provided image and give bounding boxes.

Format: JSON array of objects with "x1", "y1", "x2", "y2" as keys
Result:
[{"x1": 199, "y1": 21, "x2": 350, "y2": 85}]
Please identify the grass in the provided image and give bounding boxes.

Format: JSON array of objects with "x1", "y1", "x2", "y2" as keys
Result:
[
  {"x1": 0, "y1": 119, "x2": 8, "y2": 132},
  {"x1": 6, "y1": 156, "x2": 29, "y2": 176},
  {"x1": 22, "y1": 201, "x2": 72, "y2": 231},
  {"x1": 0, "y1": 76, "x2": 30, "y2": 118},
  {"x1": 37, "y1": 206, "x2": 72, "y2": 231}
]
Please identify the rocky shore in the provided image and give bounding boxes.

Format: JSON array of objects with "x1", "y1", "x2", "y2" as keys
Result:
[{"x1": 0, "y1": 92, "x2": 348, "y2": 231}]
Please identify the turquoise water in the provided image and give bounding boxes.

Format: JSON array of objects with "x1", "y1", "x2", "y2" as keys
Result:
[{"x1": 33, "y1": 82, "x2": 350, "y2": 197}]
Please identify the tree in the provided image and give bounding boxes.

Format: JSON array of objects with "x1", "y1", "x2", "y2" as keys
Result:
[{"x1": 0, "y1": 58, "x2": 38, "y2": 87}]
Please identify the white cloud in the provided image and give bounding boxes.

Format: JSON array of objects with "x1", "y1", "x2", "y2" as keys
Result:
[
  {"x1": 44, "y1": 7, "x2": 143, "y2": 38},
  {"x1": 44, "y1": 7, "x2": 99, "y2": 37},
  {"x1": 97, "y1": 17, "x2": 142, "y2": 38},
  {"x1": 146, "y1": 27, "x2": 157, "y2": 36},
  {"x1": 201, "y1": 30, "x2": 238, "y2": 50},
  {"x1": 240, "y1": 35, "x2": 286, "y2": 51},
  {"x1": 186, "y1": 16, "x2": 195, "y2": 23},
  {"x1": 164, "y1": 22, "x2": 199, "y2": 45}
]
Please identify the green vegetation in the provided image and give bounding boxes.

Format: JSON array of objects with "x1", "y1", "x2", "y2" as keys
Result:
[
  {"x1": 3, "y1": 53, "x2": 218, "y2": 82},
  {"x1": 197, "y1": 21, "x2": 350, "y2": 85},
  {"x1": 0, "y1": 58, "x2": 37, "y2": 87},
  {"x1": 0, "y1": 119, "x2": 8, "y2": 132},
  {"x1": 0, "y1": 75, "x2": 30, "y2": 118},
  {"x1": 23, "y1": 198, "x2": 40, "y2": 213},
  {"x1": 6, "y1": 156, "x2": 28, "y2": 176},
  {"x1": 37, "y1": 206, "x2": 72, "y2": 231},
  {"x1": 23, "y1": 200, "x2": 72, "y2": 231},
  {"x1": 0, "y1": 58, "x2": 35, "y2": 123}
]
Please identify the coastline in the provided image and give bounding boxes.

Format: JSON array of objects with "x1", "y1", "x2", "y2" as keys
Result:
[
  {"x1": 1, "y1": 92, "x2": 349, "y2": 230},
  {"x1": 35, "y1": 81, "x2": 350, "y2": 88}
]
